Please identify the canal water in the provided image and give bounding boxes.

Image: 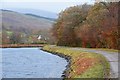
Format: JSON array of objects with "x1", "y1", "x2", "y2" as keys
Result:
[{"x1": 1, "y1": 48, "x2": 67, "y2": 78}]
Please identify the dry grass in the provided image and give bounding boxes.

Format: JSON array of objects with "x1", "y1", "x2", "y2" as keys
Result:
[{"x1": 42, "y1": 45, "x2": 110, "y2": 78}]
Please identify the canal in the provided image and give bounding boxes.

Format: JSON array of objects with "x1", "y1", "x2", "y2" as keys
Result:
[{"x1": 1, "y1": 48, "x2": 67, "y2": 78}]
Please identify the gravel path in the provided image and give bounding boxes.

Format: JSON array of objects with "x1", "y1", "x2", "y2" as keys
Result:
[{"x1": 71, "y1": 48, "x2": 118, "y2": 78}]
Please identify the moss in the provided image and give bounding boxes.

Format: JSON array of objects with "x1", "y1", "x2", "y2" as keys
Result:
[{"x1": 42, "y1": 45, "x2": 110, "y2": 78}]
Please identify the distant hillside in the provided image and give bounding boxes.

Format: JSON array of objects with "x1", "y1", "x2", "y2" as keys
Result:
[
  {"x1": 1, "y1": 9, "x2": 55, "y2": 44},
  {"x1": 1, "y1": 9, "x2": 54, "y2": 33},
  {"x1": 25, "y1": 14, "x2": 56, "y2": 21},
  {"x1": 1, "y1": 8, "x2": 58, "y2": 19}
]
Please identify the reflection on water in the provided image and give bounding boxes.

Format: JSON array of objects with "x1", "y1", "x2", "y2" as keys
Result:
[{"x1": 2, "y1": 48, "x2": 67, "y2": 78}]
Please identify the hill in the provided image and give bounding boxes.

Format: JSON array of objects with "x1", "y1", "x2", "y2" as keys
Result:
[
  {"x1": 25, "y1": 13, "x2": 56, "y2": 21},
  {"x1": 1, "y1": 9, "x2": 54, "y2": 32},
  {"x1": 2, "y1": 8, "x2": 58, "y2": 19},
  {"x1": 0, "y1": 9, "x2": 55, "y2": 44}
]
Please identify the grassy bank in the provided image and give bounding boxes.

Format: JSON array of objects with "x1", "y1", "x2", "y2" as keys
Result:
[{"x1": 42, "y1": 45, "x2": 110, "y2": 78}]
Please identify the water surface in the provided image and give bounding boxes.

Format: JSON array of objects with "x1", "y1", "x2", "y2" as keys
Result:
[{"x1": 1, "y1": 48, "x2": 67, "y2": 78}]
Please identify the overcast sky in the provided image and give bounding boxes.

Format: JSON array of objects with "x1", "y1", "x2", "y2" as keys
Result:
[
  {"x1": 1, "y1": 0, "x2": 95, "y2": 2},
  {"x1": 1, "y1": 0, "x2": 95, "y2": 13}
]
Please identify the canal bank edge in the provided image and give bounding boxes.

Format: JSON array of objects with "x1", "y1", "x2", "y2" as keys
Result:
[
  {"x1": 41, "y1": 47, "x2": 71, "y2": 78},
  {"x1": 42, "y1": 45, "x2": 110, "y2": 79},
  {"x1": 0, "y1": 44, "x2": 44, "y2": 48}
]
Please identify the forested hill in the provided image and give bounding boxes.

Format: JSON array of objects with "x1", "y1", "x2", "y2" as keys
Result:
[
  {"x1": 1, "y1": 9, "x2": 55, "y2": 44},
  {"x1": 1, "y1": 9, "x2": 54, "y2": 32},
  {"x1": 25, "y1": 14, "x2": 56, "y2": 21}
]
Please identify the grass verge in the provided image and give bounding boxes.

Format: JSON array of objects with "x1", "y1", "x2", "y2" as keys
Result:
[
  {"x1": 42, "y1": 45, "x2": 110, "y2": 78},
  {"x1": 81, "y1": 48, "x2": 119, "y2": 53},
  {"x1": 94, "y1": 48, "x2": 119, "y2": 53}
]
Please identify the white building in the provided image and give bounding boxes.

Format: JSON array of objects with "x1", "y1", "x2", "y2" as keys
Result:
[{"x1": 37, "y1": 35, "x2": 42, "y2": 40}]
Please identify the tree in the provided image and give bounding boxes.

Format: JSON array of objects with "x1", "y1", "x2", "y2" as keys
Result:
[
  {"x1": 52, "y1": 4, "x2": 91, "y2": 46},
  {"x1": 52, "y1": 2, "x2": 119, "y2": 49},
  {"x1": 10, "y1": 32, "x2": 22, "y2": 44},
  {"x1": 80, "y1": 2, "x2": 119, "y2": 49},
  {"x1": 2, "y1": 31, "x2": 10, "y2": 44}
]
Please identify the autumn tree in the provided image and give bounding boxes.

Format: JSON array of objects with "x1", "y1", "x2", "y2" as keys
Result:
[
  {"x1": 10, "y1": 32, "x2": 22, "y2": 44},
  {"x1": 52, "y1": 4, "x2": 91, "y2": 46},
  {"x1": 52, "y1": 2, "x2": 119, "y2": 49},
  {"x1": 2, "y1": 31, "x2": 10, "y2": 44}
]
